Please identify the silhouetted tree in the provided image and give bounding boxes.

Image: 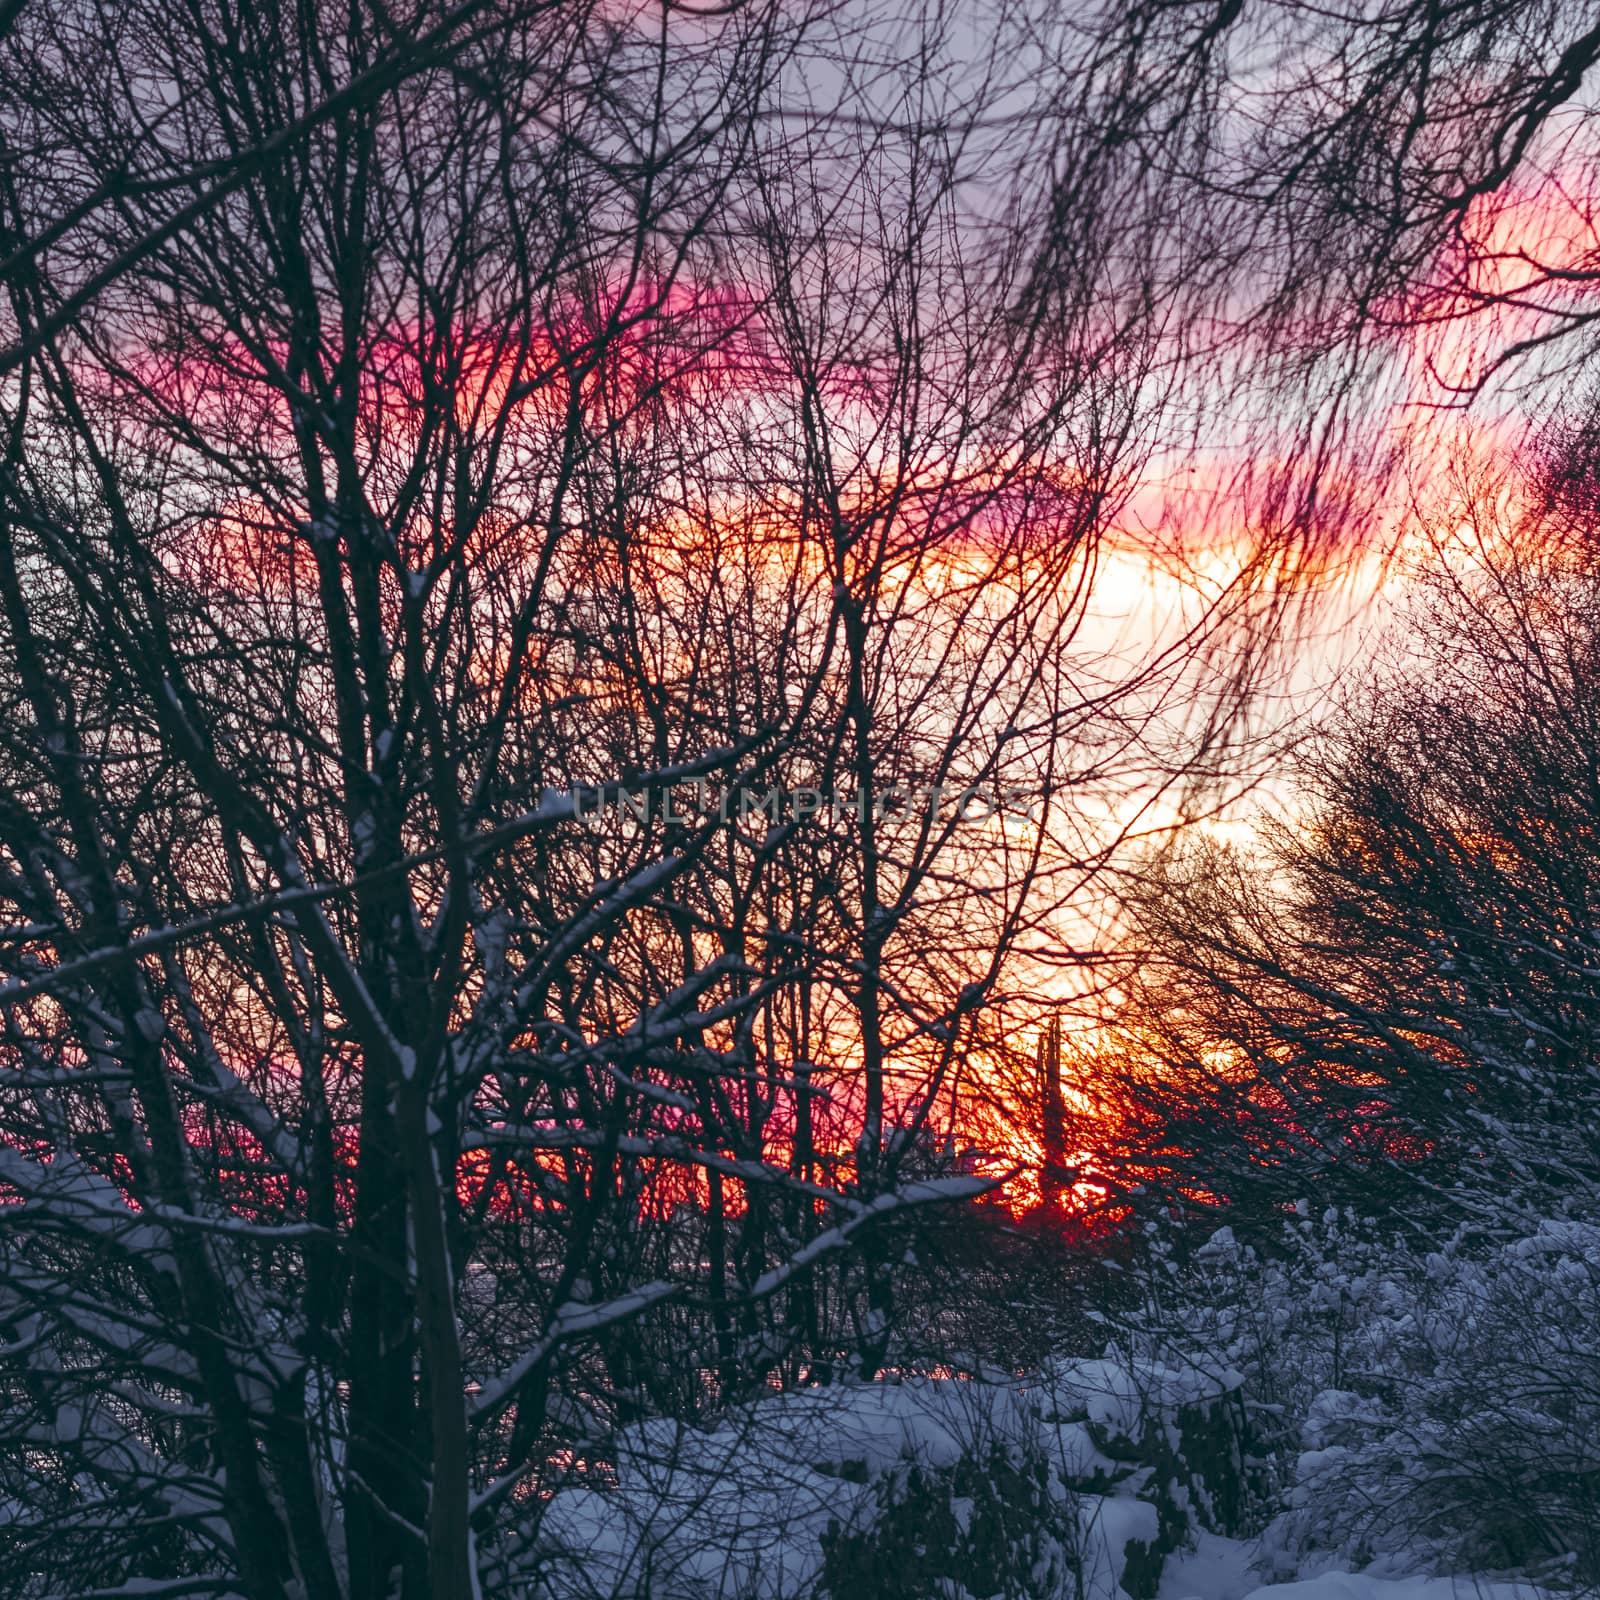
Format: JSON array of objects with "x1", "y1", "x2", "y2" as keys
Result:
[
  {"x1": 0, "y1": 3, "x2": 1312, "y2": 1597},
  {"x1": 1097, "y1": 431, "x2": 1600, "y2": 1236}
]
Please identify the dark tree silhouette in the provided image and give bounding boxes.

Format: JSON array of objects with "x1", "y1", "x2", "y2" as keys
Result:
[
  {"x1": 0, "y1": 3, "x2": 1310, "y2": 1597},
  {"x1": 1095, "y1": 430, "x2": 1600, "y2": 1235}
]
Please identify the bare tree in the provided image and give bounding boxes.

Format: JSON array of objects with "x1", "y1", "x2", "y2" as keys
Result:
[
  {"x1": 1070, "y1": 0, "x2": 1600, "y2": 376},
  {"x1": 1092, "y1": 425, "x2": 1600, "y2": 1236},
  {"x1": 0, "y1": 2, "x2": 1346, "y2": 1597}
]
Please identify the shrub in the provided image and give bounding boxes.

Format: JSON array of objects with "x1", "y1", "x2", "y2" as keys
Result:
[{"x1": 1130, "y1": 1211, "x2": 1600, "y2": 1585}]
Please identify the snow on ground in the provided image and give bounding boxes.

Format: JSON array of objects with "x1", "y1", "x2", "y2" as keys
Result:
[
  {"x1": 1159, "y1": 1535, "x2": 1549, "y2": 1600},
  {"x1": 1240, "y1": 1574, "x2": 1547, "y2": 1600},
  {"x1": 1158, "y1": 1532, "x2": 1269, "y2": 1600},
  {"x1": 531, "y1": 1366, "x2": 1563, "y2": 1600}
]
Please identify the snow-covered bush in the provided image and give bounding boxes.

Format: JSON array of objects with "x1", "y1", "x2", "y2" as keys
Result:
[
  {"x1": 1029, "y1": 1353, "x2": 1261, "y2": 1557},
  {"x1": 1133, "y1": 1210, "x2": 1600, "y2": 1585},
  {"x1": 530, "y1": 1379, "x2": 1080, "y2": 1600},
  {"x1": 527, "y1": 1357, "x2": 1253, "y2": 1600},
  {"x1": 814, "y1": 1422, "x2": 1079, "y2": 1600}
]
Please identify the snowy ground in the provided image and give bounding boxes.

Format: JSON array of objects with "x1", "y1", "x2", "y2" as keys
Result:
[
  {"x1": 526, "y1": 1358, "x2": 1563, "y2": 1600},
  {"x1": 1160, "y1": 1535, "x2": 1548, "y2": 1600}
]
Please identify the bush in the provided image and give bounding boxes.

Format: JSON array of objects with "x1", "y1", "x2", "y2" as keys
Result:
[
  {"x1": 1129, "y1": 1210, "x2": 1600, "y2": 1585},
  {"x1": 817, "y1": 1439, "x2": 1076, "y2": 1600},
  {"x1": 527, "y1": 1356, "x2": 1258, "y2": 1600}
]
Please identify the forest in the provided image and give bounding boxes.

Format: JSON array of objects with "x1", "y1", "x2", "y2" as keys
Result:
[{"x1": 0, "y1": 0, "x2": 1598, "y2": 1596}]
